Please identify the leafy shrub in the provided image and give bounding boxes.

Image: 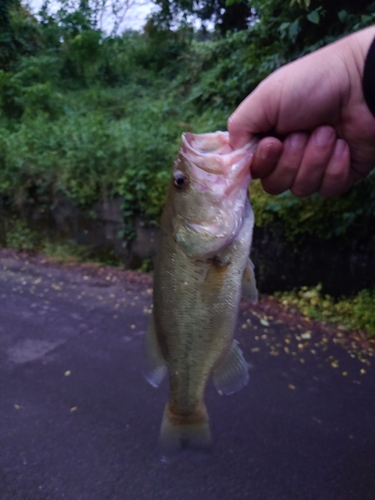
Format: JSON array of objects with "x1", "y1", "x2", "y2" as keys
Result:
[
  {"x1": 61, "y1": 29, "x2": 104, "y2": 85},
  {"x1": 1, "y1": 112, "x2": 127, "y2": 205},
  {"x1": 0, "y1": 85, "x2": 186, "y2": 225},
  {"x1": 276, "y1": 285, "x2": 375, "y2": 337},
  {"x1": 0, "y1": 0, "x2": 375, "y2": 256},
  {"x1": 42, "y1": 240, "x2": 89, "y2": 263},
  {"x1": 250, "y1": 172, "x2": 375, "y2": 242},
  {"x1": 0, "y1": 70, "x2": 23, "y2": 118},
  {"x1": 5, "y1": 218, "x2": 39, "y2": 250},
  {"x1": 14, "y1": 55, "x2": 62, "y2": 86}
]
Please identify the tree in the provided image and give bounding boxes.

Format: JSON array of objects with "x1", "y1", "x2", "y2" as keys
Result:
[
  {"x1": 0, "y1": 0, "x2": 43, "y2": 70},
  {"x1": 0, "y1": 0, "x2": 20, "y2": 70},
  {"x1": 150, "y1": 0, "x2": 252, "y2": 34},
  {"x1": 41, "y1": 0, "x2": 149, "y2": 36}
]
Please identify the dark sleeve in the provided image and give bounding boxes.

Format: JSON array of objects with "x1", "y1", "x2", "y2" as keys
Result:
[{"x1": 363, "y1": 37, "x2": 375, "y2": 118}]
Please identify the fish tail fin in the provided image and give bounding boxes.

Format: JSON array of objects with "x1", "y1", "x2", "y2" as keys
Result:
[{"x1": 159, "y1": 403, "x2": 212, "y2": 462}]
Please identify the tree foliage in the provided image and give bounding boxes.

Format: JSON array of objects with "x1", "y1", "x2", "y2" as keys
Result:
[
  {"x1": 150, "y1": 0, "x2": 252, "y2": 34},
  {"x1": 0, "y1": 0, "x2": 374, "y2": 243},
  {"x1": 0, "y1": 0, "x2": 43, "y2": 70}
]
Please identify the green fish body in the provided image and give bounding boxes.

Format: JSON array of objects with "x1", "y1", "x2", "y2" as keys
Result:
[{"x1": 143, "y1": 132, "x2": 258, "y2": 461}]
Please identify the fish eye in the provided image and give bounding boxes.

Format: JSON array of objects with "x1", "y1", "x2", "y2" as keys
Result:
[{"x1": 173, "y1": 171, "x2": 188, "y2": 190}]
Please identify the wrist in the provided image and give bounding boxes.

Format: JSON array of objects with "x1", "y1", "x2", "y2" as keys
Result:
[
  {"x1": 334, "y1": 26, "x2": 375, "y2": 112},
  {"x1": 363, "y1": 36, "x2": 375, "y2": 117}
]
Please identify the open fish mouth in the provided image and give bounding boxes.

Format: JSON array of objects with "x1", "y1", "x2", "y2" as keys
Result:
[
  {"x1": 183, "y1": 131, "x2": 233, "y2": 155},
  {"x1": 180, "y1": 132, "x2": 258, "y2": 177}
]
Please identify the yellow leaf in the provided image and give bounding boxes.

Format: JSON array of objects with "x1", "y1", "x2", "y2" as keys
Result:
[{"x1": 312, "y1": 416, "x2": 322, "y2": 424}]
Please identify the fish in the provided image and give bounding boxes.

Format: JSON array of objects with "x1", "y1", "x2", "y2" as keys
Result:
[{"x1": 143, "y1": 131, "x2": 258, "y2": 461}]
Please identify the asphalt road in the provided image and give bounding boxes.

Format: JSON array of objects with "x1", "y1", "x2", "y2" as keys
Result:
[{"x1": 0, "y1": 250, "x2": 374, "y2": 500}]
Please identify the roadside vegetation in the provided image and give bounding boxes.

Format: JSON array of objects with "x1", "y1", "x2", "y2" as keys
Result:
[
  {"x1": 0, "y1": 0, "x2": 374, "y2": 333},
  {"x1": 1, "y1": 0, "x2": 375, "y2": 234},
  {"x1": 276, "y1": 285, "x2": 375, "y2": 338}
]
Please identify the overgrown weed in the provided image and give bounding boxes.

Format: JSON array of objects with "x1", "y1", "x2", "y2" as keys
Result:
[
  {"x1": 4, "y1": 219, "x2": 39, "y2": 251},
  {"x1": 41, "y1": 240, "x2": 90, "y2": 264},
  {"x1": 276, "y1": 285, "x2": 375, "y2": 338}
]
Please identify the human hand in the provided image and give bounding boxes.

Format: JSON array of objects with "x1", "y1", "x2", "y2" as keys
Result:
[{"x1": 228, "y1": 26, "x2": 375, "y2": 197}]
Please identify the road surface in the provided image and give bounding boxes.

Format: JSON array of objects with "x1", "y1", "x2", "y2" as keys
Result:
[{"x1": 0, "y1": 249, "x2": 374, "y2": 500}]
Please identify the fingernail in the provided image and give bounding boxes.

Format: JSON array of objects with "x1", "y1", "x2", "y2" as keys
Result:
[
  {"x1": 314, "y1": 126, "x2": 335, "y2": 146},
  {"x1": 289, "y1": 133, "x2": 306, "y2": 150},
  {"x1": 229, "y1": 137, "x2": 247, "y2": 149},
  {"x1": 333, "y1": 139, "x2": 347, "y2": 156}
]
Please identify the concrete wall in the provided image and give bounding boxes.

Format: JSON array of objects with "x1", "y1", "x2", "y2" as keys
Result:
[{"x1": 1, "y1": 196, "x2": 374, "y2": 296}]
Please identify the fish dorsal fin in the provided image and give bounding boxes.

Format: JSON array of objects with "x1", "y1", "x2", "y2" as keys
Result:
[
  {"x1": 143, "y1": 315, "x2": 167, "y2": 388},
  {"x1": 212, "y1": 340, "x2": 249, "y2": 395},
  {"x1": 242, "y1": 258, "x2": 258, "y2": 304}
]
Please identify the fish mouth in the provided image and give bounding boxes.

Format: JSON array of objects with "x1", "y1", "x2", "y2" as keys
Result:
[{"x1": 180, "y1": 132, "x2": 258, "y2": 177}]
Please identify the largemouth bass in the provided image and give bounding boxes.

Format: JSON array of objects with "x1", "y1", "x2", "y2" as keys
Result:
[{"x1": 143, "y1": 131, "x2": 258, "y2": 461}]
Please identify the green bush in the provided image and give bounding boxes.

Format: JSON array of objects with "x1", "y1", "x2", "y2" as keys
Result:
[
  {"x1": 0, "y1": 85, "x2": 187, "y2": 223},
  {"x1": 5, "y1": 218, "x2": 38, "y2": 250},
  {"x1": 276, "y1": 285, "x2": 375, "y2": 337},
  {"x1": 0, "y1": 0, "x2": 375, "y2": 252},
  {"x1": 0, "y1": 70, "x2": 23, "y2": 118},
  {"x1": 250, "y1": 171, "x2": 375, "y2": 242},
  {"x1": 42, "y1": 240, "x2": 90, "y2": 263}
]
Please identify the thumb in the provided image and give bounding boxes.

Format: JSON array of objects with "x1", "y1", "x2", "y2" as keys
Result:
[{"x1": 228, "y1": 76, "x2": 283, "y2": 149}]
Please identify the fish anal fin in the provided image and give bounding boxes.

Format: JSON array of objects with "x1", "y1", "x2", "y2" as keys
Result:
[
  {"x1": 159, "y1": 404, "x2": 212, "y2": 463},
  {"x1": 212, "y1": 340, "x2": 249, "y2": 395},
  {"x1": 242, "y1": 258, "x2": 258, "y2": 304},
  {"x1": 143, "y1": 315, "x2": 167, "y2": 388}
]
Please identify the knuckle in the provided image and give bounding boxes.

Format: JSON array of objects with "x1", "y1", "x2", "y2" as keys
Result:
[
  {"x1": 324, "y1": 167, "x2": 346, "y2": 183},
  {"x1": 278, "y1": 161, "x2": 299, "y2": 176},
  {"x1": 262, "y1": 178, "x2": 288, "y2": 195},
  {"x1": 291, "y1": 185, "x2": 312, "y2": 198}
]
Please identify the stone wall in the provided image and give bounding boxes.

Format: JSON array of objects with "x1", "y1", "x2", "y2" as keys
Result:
[{"x1": 1, "y1": 196, "x2": 374, "y2": 296}]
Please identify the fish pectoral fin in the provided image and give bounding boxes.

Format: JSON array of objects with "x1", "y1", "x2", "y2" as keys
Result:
[
  {"x1": 142, "y1": 315, "x2": 167, "y2": 388},
  {"x1": 242, "y1": 258, "x2": 258, "y2": 304},
  {"x1": 212, "y1": 340, "x2": 250, "y2": 395}
]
